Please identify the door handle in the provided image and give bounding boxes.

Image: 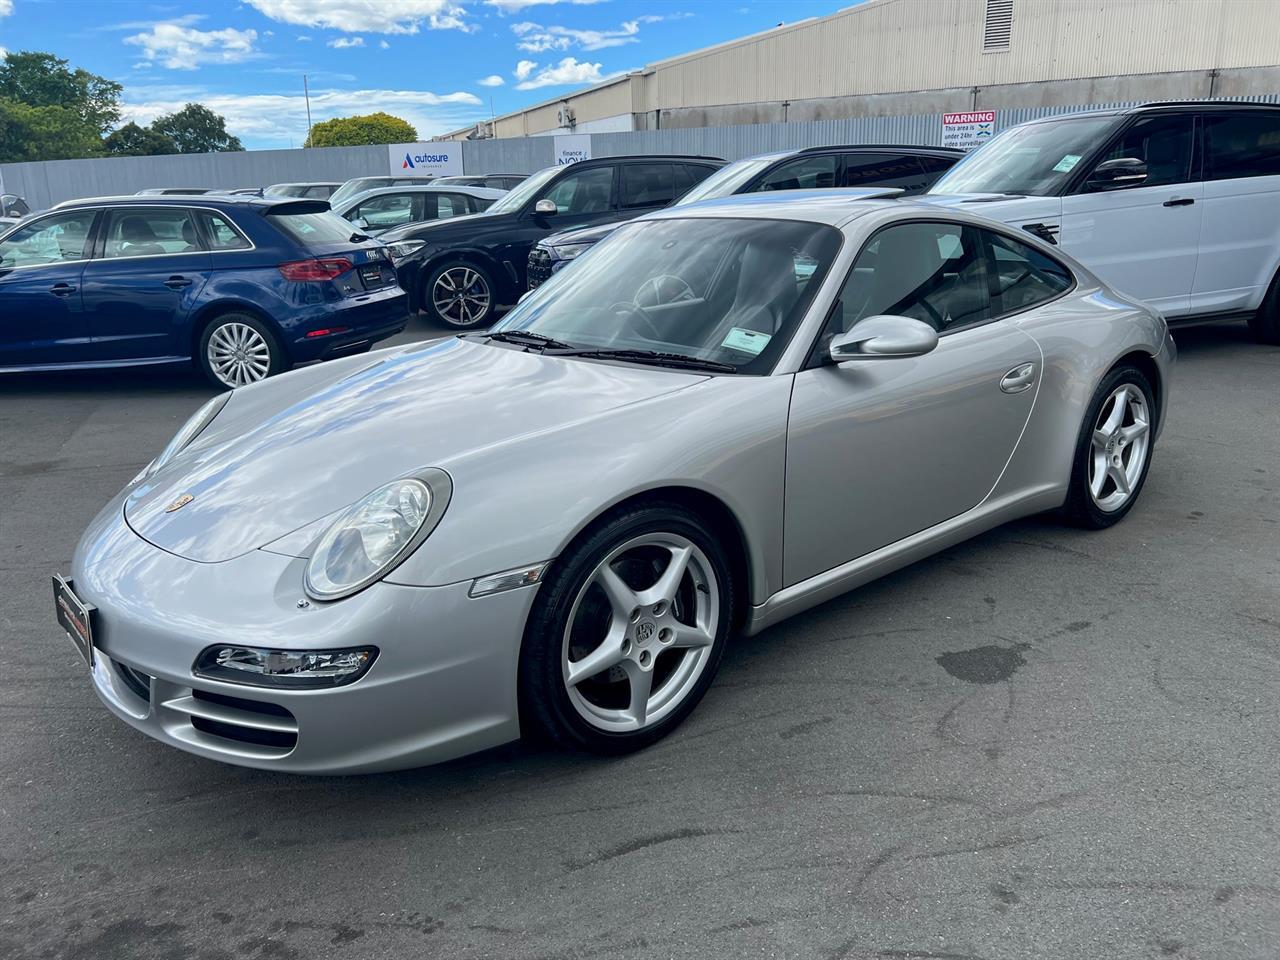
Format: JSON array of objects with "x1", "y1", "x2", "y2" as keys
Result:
[
  {"x1": 1162, "y1": 197, "x2": 1195, "y2": 207},
  {"x1": 49, "y1": 282, "x2": 76, "y2": 297},
  {"x1": 1000, "y1": 362, "x2": 1037, "y2": 394},
  {"x1": 164, "y1": 275, "x2": 194, "y2": 289}
]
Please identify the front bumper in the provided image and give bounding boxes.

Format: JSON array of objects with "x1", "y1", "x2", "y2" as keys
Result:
[{"x1": 69, "y1": 495, "x2": 536, "y2": 774}]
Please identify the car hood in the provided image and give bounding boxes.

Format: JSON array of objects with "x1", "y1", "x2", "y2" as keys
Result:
[
  {"x1": 379, "y1": 211, "x2": 497, "y2": 244},
  {"x1": 542, "y1": 221, "x2": 625, "y2": 248},
  {"x1": 915, "y1": 193, "x2": 1063, "y2": 223},
  {"x1": 123, "y1": 338, "x2": 707, "y2": 563}
]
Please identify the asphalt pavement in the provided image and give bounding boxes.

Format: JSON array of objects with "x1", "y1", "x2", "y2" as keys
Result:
[{"x1": 2, "y1": 318, "x2": 1278, "y2": 960}]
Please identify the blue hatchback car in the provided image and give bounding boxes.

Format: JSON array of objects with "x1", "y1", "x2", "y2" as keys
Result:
[{"x1": 0, "y1": 195, "x2": 408, "y2": 387}]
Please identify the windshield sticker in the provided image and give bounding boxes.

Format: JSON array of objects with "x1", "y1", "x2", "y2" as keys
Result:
[
  {"x1": 1053, "y1": 154, "x2": 1082, "y2": 173},
  {"x1": 722, "y1": 327, "x2": 771, "y2": 355}
]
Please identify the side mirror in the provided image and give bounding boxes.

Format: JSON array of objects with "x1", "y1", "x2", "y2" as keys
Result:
[
  {"x1": 829, "y1": 315, "x2": 939, "y2": 362},
  {"x1": 534, "y1": 199, "x2": 558, "y2": 215},
  {"x1": 350, "y1": 216, "x2": 369, "y2": 229},
  {"x1": 1087, "y1": 157, "x2": 1148, "y2": 189}
]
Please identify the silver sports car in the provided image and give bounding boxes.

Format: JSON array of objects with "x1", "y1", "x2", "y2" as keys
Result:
[{"x1": 59, "y1": 188, "x2": 1174, "y2": 773}]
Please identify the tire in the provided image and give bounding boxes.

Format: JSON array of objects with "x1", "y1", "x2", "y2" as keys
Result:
[
  {"x1": 423, "y1": 261, "x2": 497, "y2": 329},
  {"x1": 518, "y1": 502, "x2": 736, "y2": 755},
  {"x1": 1061, "y1": 364, "x2": 1157, "y2": 529},
  {"x1": 196, "y1": 312, "x2": 287, "y2": 389},
  {"x1": 1247, "y1": 269, "x2": 1280, "y2": 345}
]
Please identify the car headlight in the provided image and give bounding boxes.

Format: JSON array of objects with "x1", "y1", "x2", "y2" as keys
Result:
[
  {"x1": 549, "y1": 241, "x2": 593, "y2": 261},
  {"x1": 304, "y1": 470, "x2": 452, "y2": 601},
  {"x1": 193, "y1": 644, "x2": 377, "y2": 688},
  {"x1": 384, "y1": 239, "x2": 426, "y2": 263},
  {"x1": 135, "y1": 393, "x2": 230, "y2": 483}
]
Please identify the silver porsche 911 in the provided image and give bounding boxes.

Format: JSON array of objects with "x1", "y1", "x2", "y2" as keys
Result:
[{"x1": 58, "y1": 187, "x2": 1174, "y2": 773}]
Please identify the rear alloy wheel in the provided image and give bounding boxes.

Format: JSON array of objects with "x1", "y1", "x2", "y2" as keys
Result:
[
  {"x1": 197, "y1": 313, "x2": 285, "y2": 389},
  {"x1": 519, "y1": 505, "x2": 734, "y2": 754},
  {"x1": 1247, "y1": 270, "x2": 1280, "y2": 345},
  {"x1": 1062, "y1": 365, "x2": 1156, "y2": 528},
  {"x1": 427, "y1": 263, "x2": 495, "y2": 329}
]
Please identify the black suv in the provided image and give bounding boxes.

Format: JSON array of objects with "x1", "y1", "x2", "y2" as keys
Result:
[
  {"x1": 526, "y1": 144, "x2": 964, "y2": 290},
  {"x1": 380, "y1": 155, "x2": 724, "y2": 328}
]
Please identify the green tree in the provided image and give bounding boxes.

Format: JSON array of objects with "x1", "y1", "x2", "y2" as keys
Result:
[
  {"x1": 0, "y1": 98, "x2": 104, "y2": 162},
  {"x1": 0, "y1": 51, "x2": 122, "y2": 136},
  {"x1": 305, "y1": 112, "x2": 417, "y2": 148},
  {"x1": 103, "y1": 121, "x2": 178, "y2": 157},
  {"x1": 151, "y1": 103, "x2": 244, "y2": 154}
]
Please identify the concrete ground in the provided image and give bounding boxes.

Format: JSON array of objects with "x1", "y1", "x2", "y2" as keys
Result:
[{"x1": 1, "y1": 318, "x2": 1278, "y2": 960}]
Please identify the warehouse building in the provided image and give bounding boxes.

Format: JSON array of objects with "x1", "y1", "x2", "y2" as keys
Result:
[{"x1": 442, "y1": 0, "x2": 1280, "y2": 140}]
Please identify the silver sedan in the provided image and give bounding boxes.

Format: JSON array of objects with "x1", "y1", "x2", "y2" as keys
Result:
[{"x1": 60, "y1": 188, "x2": 1174, "y2": 773}]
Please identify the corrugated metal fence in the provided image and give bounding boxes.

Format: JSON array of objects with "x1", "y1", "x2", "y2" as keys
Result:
[{"x1": 3, "y1": 96, "x2": 1277, "y2": 209}]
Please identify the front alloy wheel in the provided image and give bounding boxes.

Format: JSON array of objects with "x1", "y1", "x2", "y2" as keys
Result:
[
  {"x1": 519, "y1": 504, "x2": 734, "y2": 754},
  {"x1": 430, "y1": 265, "x2": 493, "y2": 328}
]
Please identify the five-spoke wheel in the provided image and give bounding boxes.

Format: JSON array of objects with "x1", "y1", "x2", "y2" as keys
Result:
[
  {"x1": 520, "y1": 504, "x2": 733, "y2": 753},
  {"x1": 427, "y1": 263, "x2": 495, "y2": 329}
]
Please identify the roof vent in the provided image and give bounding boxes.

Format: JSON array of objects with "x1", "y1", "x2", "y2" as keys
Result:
[{"x1": 983, "y1": 0, "x2": 1013, "y2": 51}]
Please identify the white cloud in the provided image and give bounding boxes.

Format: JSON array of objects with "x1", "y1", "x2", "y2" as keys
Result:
[
  {"x1": 297, "y1": 34, "x2": 312, "y2": 41},
  {"x1": 513, "y1": 59, "x2": 537, "y2": 81},
  {"x1": 478, "y1": 74, "x2": 505, "y2": 87},
  {"x1": 511, "y1": 14, "x2": 677, "y2": 53},
  {"x1": 486, "y1": 0, "x2": 602, "y2": 13},
  {"x1": 0, "y1": 1, "x2": 11, "y2": 17},
  {"x1": 124, "y1": 20, "x2": 260, "y2": 70},
  {"x1": 379, "y1": 39, "x2": 390, "y2": 49},
  {"x1": 327, "y1": 36, "x2": 364, "y2": 48},
  {"x1": 515, "y1": 56, "x2": 604, "y2": 90},
  {"x1": 245, "y1": 0, "x2": 472, "y2": 35},
  {"x1": 123, "y1": 85, "x2": 484, "y2": 147}
]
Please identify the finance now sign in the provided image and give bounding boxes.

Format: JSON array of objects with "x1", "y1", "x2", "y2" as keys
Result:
[
  {"x1": 941, "y1": 111, "x2": 997, "y2": 151},
  {"x1": 388, "y1": 142, "x2": 463, "y2": 178}
]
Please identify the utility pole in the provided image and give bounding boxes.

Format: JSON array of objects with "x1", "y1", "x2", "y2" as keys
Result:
[{"x1": 303, "y1": 74, "x2": 314, "y2": 147}]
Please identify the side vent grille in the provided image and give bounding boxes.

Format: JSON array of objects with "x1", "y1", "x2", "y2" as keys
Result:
[{"x1": 983, "y1": 0, "x2": 1014, "y2": 51}]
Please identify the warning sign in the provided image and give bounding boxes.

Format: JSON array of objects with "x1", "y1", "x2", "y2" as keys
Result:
[{"x1": 942, "y1": 111, "x2": 997, "y2": 150}]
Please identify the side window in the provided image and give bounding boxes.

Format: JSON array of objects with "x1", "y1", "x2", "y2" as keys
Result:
[
  {"x1": 984, "y1": 230, "x2": 1073, "y2": 316},
  {"x1": 540, "y1": 166, "x2": 613, "y2": 214},
  {"x1": 355, "y1": 194, "x2": 414, "y2": 228},
  {"x1": 620, "y1": 163, "x2": 676, "y2": 209},
  {"x1": 3, "y1": 195, "x2": 31, "y2": 217},
  {"x1": 842, "y1": 153, "x2": 929, "y2": 193},
  {"x1": 755, "y1": 155, "x2": 839, "y2": 192},
  {"x1": 1089, "y1": 114, "x2": 1195, "y2": 188},
  {"x1": 200, "y1": 212, "x2": 251, "y2": 251},
  {"x1": 674, "y1": 163, "x2": 716, "y2": 196},
  {"x1": 470, "y1": 195, "x2": 497, "y2": 212},
  {"x1": 304, "y1": 185, "x2": 330, "y2": 198},
  {"x1": 832, "y1": 222, "x2": 993, "y2": 335},
  {"x1": 0, "y1": 210, "x2": 97, "y2": 268},
  {"x1": 1204, "y1": 113, "x2": 1280, "y2": 181},
  {"x1": 917, "y1": 155, "x2": 959, "y2": 181},
  {"x1": 102, "y1": 208, "x2": 201, "y2": 259},
  {"x1": 434, "y1": 194, "x2": 469, "y2": 219}
]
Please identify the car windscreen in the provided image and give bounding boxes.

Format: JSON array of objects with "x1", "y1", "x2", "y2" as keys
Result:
[
  {"x1": 928, "y1": 116, "x2": 1119, "y2": 197},
  {"x1": 484, "y1": 165, "x2": 560, "y2": 215},
  {"x1": 266, "y1": 207, "x2": 362, "y2": 245},
  {"x1": 491, "y1": 216, "x2": 842, "y2": 375},
  {"x1": 329, "y1": 178, "x2": 384, "y2": 207},
  {"x1": 674, "y1": 155, "x2": 780, "y2": 205}
]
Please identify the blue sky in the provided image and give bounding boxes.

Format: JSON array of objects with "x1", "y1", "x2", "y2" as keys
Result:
[{"x1": 0, "y1": 0, "x2": 849, "y2": 149}]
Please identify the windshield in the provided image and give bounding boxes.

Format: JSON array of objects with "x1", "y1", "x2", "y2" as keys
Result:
[
  {"x1": 929, "y1": 116, "x2": 1119, "y2": 197},
  {"x1": 491, "y1": 216, "x2": 841, "y2": 374},
  {"x1": 329, "y1": 178, "x2": 384, "y2": 207},
  {"x1": 674, "y1": 155, "x2": 780, "y2": 206},
  {"x1": 484, "y1": 165, "x2": 561, "y2": 215}
]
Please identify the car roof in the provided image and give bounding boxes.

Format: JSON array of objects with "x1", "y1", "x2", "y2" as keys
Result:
[
  {"x1": 562, "y1": 154, "x2": 726, "y2": 168},
  {"x1": 644, "y1": 187, "x2": 906, "y2": 227},
  {"x1": 338, "y1": 184, "x2": 506, "y2": 206},
  {"x1": 267, "y1": 181, "x2": 341, "y2": 188},
  {"x1": 51, "y1": 194, "x2": 324, "y2": 211},
  {"x1": 796, "y1": 143, "x2": 967, "y2": 157},
  {"x1": 1020, "y1": 100, "x2": 1280, "y2": 126}
]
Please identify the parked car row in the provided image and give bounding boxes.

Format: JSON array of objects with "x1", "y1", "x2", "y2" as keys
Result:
[{"x1": 6, "y1": 101, "x2": 1280, "y2": 394}]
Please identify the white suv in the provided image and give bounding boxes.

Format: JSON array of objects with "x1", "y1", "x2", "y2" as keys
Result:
[{"x1": 926, "y1": 102, "x2": 1280, "y2": 343}]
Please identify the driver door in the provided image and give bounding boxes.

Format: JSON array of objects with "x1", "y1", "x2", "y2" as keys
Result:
[{"x1": 783, "y1": 220, "x2": 1041, "y2": 585}]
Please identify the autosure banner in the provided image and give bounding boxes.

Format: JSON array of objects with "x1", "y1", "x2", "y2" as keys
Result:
[
  {"x1": 941, "y1": 111, "x2": 997, "y2": 150},
  {"x1": 388, "y1": 142, "x2": 463, "y2": 178}
]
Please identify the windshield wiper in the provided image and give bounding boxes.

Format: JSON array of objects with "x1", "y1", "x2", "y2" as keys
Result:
[
  {"x1": 473, "y1": 330, "x2": 577, "y2": 351},
  {"x1": 548, "y1": 347, "x2": 737, "y2": 374}
]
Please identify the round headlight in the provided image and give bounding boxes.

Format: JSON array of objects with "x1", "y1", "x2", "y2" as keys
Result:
[{"x1": 304, "y1": 477, "x2": 442, "y2": 600}]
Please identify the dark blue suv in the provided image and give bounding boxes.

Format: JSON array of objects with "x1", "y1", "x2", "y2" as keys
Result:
[{"x1": 0, "y1": 195, "x2": 407, "y2": 387}]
